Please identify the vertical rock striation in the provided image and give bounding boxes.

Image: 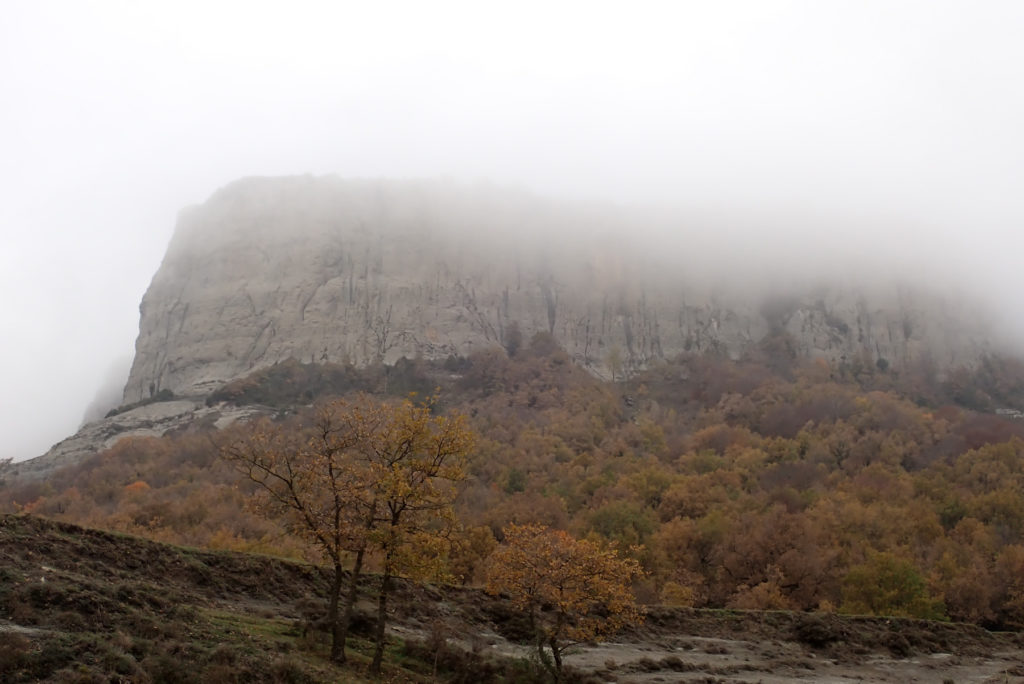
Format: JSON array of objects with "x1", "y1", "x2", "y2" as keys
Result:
[{"x1": 124, "y1": 176, "x2": 994, "y2": 402}]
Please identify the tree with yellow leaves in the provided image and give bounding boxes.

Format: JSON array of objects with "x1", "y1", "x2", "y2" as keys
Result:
[
  {"x1": 361, "y1": 394, "x2": 474, "y2": 673},
  {"x1": 219, "y1": 394, "x2": 473, "y2": 672},
  {"x1": 485, "y1": 523, "x2": 644, "y2": 683}
]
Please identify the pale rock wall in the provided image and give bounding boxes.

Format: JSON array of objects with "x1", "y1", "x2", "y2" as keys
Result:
[{"x1": 123, "y1": 176, "x2": 992, "y2": 403}]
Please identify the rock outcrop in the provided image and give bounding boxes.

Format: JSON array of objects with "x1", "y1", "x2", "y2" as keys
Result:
[
  {"x1": 2, "y1": 401, "x2": 270, "y2": 481},
  {"x1": 123, "y1": 176, "x2": 993, "y2": 403},
  {"x1": 4, "y1": 175, "x2": 1002, "y2": 479}
]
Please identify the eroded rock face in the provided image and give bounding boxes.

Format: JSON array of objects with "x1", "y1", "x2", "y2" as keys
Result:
[{"x1": 123, "y1": 176, "x2": 993, "y2": 403}]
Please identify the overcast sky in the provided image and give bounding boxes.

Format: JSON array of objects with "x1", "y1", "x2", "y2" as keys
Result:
[{"x1": 2, "y1": 1, "x2": 1023, "y2": 461}]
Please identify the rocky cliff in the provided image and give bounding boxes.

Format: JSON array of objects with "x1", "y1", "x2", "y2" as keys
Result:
[
  {"x1": 2, "y1": 175, "x2": 1003, "y2": 480},
  {"x1": 122, "y1": 175, "x2": 994, "y2": 403}
]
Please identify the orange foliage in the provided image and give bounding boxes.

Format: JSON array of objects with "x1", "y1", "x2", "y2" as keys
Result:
[
  {"x1": 5, "y1": 347, "x2": 1024, "y2": 629},
  {"x1": 486, "y1": 523, "x2": 643, "y2": 681}
]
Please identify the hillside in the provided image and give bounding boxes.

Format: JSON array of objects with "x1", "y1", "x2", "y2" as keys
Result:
[
  {"x1": 2, "y1": 514, "x2": 1022, "y2": 683},
  {"x1": 5, "y1": 341, "x2": 1024, "y2": 630}
]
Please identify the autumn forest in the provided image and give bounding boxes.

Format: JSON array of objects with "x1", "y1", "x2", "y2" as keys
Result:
[{"x1": 5, "y1": 332, "x2": 1024, "y2": 636}]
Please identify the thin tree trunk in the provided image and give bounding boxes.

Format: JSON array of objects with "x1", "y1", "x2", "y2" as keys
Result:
[
  {"x1": 532, "y1": 610, "x2": 557, "y2": 683},
  {"x1": 328, "y1": 561, "x2": 344, "y2": 661},
  {"x1": 370, "y1": 565, "x2": 392, "y2": 674},
  {"x1": 335, "y1": 547, "x2": 366, "y2": 663},
  {"x1": 537, "y1": 636, "x2": 555, "y2": 682},
  {"x1": 550, "y1": 636, "x2": 563, "y2": 683}
]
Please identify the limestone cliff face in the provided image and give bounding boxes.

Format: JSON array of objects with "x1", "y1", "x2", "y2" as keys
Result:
[{"x1": 124, "y1": 176, "x2": 992, "y2": 403}]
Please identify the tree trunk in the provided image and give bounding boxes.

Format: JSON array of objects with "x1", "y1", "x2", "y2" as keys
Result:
[
  {"x1": 537, "y1": 636, "x2": 557, "y2": 683},
  {"x1": 549, "y1": 636, "x2": 563, "y2": 683},
  {"x1": 370, "y1": 565, "x2": 392, "y2": 674},
  {"x1": 335, "y1": 547, "x2": 366, "y2": 663},
  {"x1": 328, "y1": 561, "x2": 345, "y2": 661},
  {"x1": 532, "y1": 610, "x2": 557, "y2": 683}
]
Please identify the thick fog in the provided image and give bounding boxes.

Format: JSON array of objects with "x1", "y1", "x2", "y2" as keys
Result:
[{"x1": 2, "y1": 1, "x2": 1023, "y2": 462}]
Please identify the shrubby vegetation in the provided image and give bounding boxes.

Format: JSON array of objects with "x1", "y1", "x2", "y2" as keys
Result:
[
  {"x1": 5, "y1": 332, "x2": 1024, "y2": 632},
  {"x1": 104, "y1": 388, "x2": 176, "y2": 418}
]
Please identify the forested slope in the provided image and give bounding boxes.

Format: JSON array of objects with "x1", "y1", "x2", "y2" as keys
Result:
[{"x1": 5, "y1": 335, "x2": 1024, "y2": 629}]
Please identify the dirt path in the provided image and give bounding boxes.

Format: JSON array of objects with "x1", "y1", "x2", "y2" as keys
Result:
[
  {"x1": 561, "y1": 636, "x2": 1024, "y2": 683},
  {"x1": 419, "y1": 601, "x2": 1024, "y2": 683}
]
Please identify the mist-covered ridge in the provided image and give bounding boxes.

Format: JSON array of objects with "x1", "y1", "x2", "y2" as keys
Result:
[{"x1": 125, "y1": 176, "x2": 1001, "y2": 403}]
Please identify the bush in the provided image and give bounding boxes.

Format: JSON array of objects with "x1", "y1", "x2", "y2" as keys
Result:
[
  {"x1": 794, "y1": 614, "x2": 848, "y2": 648},
  {"x1": 105, "y1": 389, "x2": 176, "y2": 417},
  {"x1": 269, "y1": 657, "x2": 314, "y2": 684},
  {"x1": 0, "y1": 632, "x2": 31, "y2": 676},
  {"x1": 841, "y1": 553, "x2": 946, "y2": 620}
]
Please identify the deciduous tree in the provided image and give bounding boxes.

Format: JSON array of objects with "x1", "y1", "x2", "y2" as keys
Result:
[
  {"x1": 485, "y1": 523, "x2": 644, "y2": 682},
  {"x1": 840, "y1": 551, "x2": 945, "y2": 620},
  {"x1": 218, "y1": 405, "x2": 370, "y2": 662},
  {"x1": 220, "y1": 394, "x2": 474, "y2": 671},
  {"x1": 359, "y1": 395, "x2": 474, "y2": 673}
]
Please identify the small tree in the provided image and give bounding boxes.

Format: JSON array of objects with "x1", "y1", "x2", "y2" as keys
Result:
[
  {"x1": 220, "y1": 394, "x2": 474, "y2": 670},
  {"x1": 607, "y1": 345, "x2": 624, "y2": 383},
  {"x1": 485, "y1": 524, "x2": 644, "y2": 683},
  {"x1": 219, "y1": 407, "x2": 368, "y2": 662},
  {"x1": 360, "y1": 395, "x2": 474, "y2": 673}
]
